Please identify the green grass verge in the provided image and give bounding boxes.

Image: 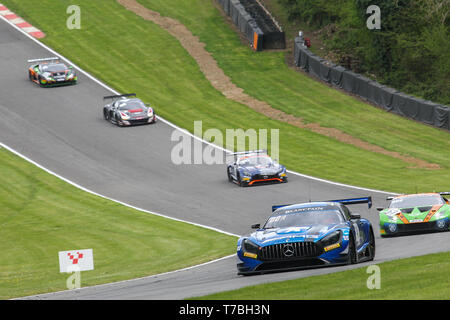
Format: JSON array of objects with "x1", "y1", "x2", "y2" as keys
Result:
[
  {"x1": 190, "y1": 251, "x2": 450, "y2": 300},
  {"x1": 0, "y1": 148, "x2": 236, "y2": 299},
  {"x1": 2, "y1": 0, "x2": 449, "y2": 193}
]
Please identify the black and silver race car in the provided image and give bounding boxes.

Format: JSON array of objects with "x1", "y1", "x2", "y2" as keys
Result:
[
  {"x1": 227, "y1": 150, "x2": 287, "y2": 187},
  {"x1": 103, "y1": 94, "x2": 157, "y2": 126},
  {"x1": 28, "y1": 57, "x2": 77, "y2": 87}
]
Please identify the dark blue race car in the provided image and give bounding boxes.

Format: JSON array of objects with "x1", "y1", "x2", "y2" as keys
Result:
[
  {"x1": 236, "y1": 197, "x2": 376, "y2": 275},
  {"x1": 227, "y1": 150, "x2": 287, "y2": 187}
]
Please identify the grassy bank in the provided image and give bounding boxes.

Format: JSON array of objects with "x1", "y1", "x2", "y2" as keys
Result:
[{"x1": 0, "y1": 148, "x2": 236, "y2": 299}]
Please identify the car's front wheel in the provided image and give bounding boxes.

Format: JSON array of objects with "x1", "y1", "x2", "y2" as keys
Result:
[
  {"x1": 227, "y1": 168, "x2": 233, "y2": 182},
  {"x1": 115, "y1": 114, "x2": 123, "y2": 126},
  {"x1": 348, "y1": 234, "x2": 358, "y2": 264},
  {"x1": 237, "y1": 172, "x2": 245, "y2": 187},
  {"x1": 366, "y1": 227, "x2": 376, "y2": 261},
  {"x1": 38, "y1": 75, "x2": 45, "y2": 87}
]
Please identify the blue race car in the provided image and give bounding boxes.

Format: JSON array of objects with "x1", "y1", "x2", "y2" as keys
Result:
[
  {"x1": 236, "y1": 197, "x2": 375, "y2": 275},
  {"x1": 227, "y1": 150, "x2": 287, "y2": 187}
]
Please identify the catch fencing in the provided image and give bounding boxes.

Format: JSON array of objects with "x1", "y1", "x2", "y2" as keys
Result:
[{"x1": 294, "y1": 37, "x2": 449, "y2": 130}]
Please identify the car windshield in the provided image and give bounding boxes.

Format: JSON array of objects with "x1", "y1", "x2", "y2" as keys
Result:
[
  {"x1": 118, "y1": 100, "x2": 144, "y2": 110},
  {"x1": 264, "y1": 208, "x2": 344, "y2": 229},
  {"x1": 238, "y1": 156, "x2": 273, "y2": 167},
  {"x1": 40, "y1": 63, "x2": 67, "y2": 73},
  {"x1": 389, "y1": 194, "x2": 443, "y2": 208}
]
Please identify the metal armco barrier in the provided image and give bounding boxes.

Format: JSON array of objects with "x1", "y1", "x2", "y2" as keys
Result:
[{"x1": 217, "y1": 0, "x2": 284, "y2": 51}]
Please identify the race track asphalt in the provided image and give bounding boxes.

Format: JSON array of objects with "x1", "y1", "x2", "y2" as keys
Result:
[{"x1": 1, "y1": 18, "x2": 448, "y2": 300}]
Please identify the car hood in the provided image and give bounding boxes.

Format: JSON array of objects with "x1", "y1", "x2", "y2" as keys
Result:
[
  {"x1": 247, "y1": 223, "x2": 347, "y2": 246},
  {"x1": 241, "y1": 164, "x2": 284, "y2": 175},
  {"x1": 121, "y1": 107, "x2": 150, "y2": 119},
  {"x1": 380, "y1": 204, "x2": 448, "y2": 221}
]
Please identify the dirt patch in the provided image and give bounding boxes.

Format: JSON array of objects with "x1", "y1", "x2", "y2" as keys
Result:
[{"x1": 117, "y1": 0, "x2": 440, "y2": 170}]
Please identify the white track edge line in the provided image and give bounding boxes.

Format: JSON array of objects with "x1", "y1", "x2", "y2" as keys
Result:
[
  {"x1": 13, "y1": 254, "x2": 236, "y2": 299},
  {"x1": 0, "y1": 142, "x2": 240, "y2": 238}
]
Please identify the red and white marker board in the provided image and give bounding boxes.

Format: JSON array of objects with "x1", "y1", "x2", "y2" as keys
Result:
[{"x1": 59, "y1": 249, "x2": 94, "y2": 273}]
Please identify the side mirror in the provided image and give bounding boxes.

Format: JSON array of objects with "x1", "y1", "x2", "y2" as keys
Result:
[
  {"x1": 350, "y1": 214, "x2": 361, "y2": 220},
  {"x1": 251, "y1": 224, "x2": 260, "y2": 229},
  {"x1": 376, "y1": 207, "x2": 384, "y2": 211}
]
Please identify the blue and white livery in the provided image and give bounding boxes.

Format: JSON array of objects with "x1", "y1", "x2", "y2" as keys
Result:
[{"x1": 237, "y1": 197, "x2": 376, "y2": 275}]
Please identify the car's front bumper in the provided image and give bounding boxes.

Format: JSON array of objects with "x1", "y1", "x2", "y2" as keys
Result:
[
  {"x1": 236, "y1": 241, "x2": 349, "y2": 275},
  {"x1": 380, "y1": 218, "x2": 449, "y2": 236},
  {"x1": 242, "y1": 174, "x2": 287, "y2": 186},
  {"x1": 39, "y1": 78, "x2": 77, "y2": 87},
  {"x1": 119, "y1": 115, "x2": 157, "y2": 126}
]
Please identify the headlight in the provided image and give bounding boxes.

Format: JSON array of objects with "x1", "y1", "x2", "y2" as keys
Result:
[
  {"x1": 320, "y1": 230, "x2": 342, "y2": 247},
  {"x1": 242, "y1": 170, "x2": 252, "y2": 177},
  {"x1": 66, "y1": 73, "x2": 74, "y2": 79},
  {"x1": 42, "y1": 72, "x2": 52, "y2": 79},
  {"x1": 119, "y1": 111, "x2": 130, "y2": 120},
  {"x1": 147, "y1": 107, "x2": 153, "y2": 117},
  {"x1": 242, "y1": 239, "x2": 259, "y2": 254}
]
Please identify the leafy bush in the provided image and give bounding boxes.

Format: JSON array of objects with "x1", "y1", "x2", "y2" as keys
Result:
[{"x1": 279, "y1": 0, "x2": 450, "y2": 104}]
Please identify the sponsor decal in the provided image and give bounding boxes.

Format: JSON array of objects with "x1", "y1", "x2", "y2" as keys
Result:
[
  {"x1": 424, "y1": 205, "x2": 442, "y2": 222},
  {"x1": 243, "y1": 252, "x2": 257, "y2": 259},
  {"x1": 324, "y1": 243, "x2": 341, "y2": 252}
]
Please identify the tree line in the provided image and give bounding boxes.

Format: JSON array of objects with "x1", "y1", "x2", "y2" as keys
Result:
[{"x1": 279, "y1": 0, "x2": 449, "y2": 105}]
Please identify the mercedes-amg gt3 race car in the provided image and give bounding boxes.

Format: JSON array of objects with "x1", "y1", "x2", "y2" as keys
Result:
[
  {"x1": 377, "y1": 192, "x2": 450, "y2": 236},
  {"x1": 227, "y1": 150, "x2": 287, "y2": 187},
  {"x1": 103, "y1": 94, "x2": 157, "y2": 127},
  {"x1": 28, "y1": 57, "x2": 77, "y2": 87},
  {"x1": 237, "y1": 197, "x2": 375, "y2": 275}
]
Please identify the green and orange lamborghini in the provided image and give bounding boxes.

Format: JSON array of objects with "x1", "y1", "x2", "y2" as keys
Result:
[
  {"x1": 377, "y1": 192, "x2": 450, "y2": 236},
  {"x1": 28, "y1": 57, "x2": 77, "y2": 87}
]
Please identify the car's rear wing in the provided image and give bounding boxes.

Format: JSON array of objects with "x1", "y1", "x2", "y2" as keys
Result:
[
  {"x1": 226, "y1": 149, "x2": 267, "y2": 163},
  {"x1": 103, "y1": 93, "x2": 136, "y2": 100},
  {"x1": 271, "y1": 196, "x2": 373, "y2": 212},
  {"x1": 328, "y1": 197, "x2": 372, "y2": 209},
  {"x1": 27, "y1": 57, "x2": 60, "y2": 64},
  {"x1": 271, "y1": 204, "x2": 290, "y2": 212},
  {"x1": 227, "y1": 150, "x2": 267, "y2": 156},
  {"x1": 387, "y1": 192, "x2": 450, "y2": 201}
]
